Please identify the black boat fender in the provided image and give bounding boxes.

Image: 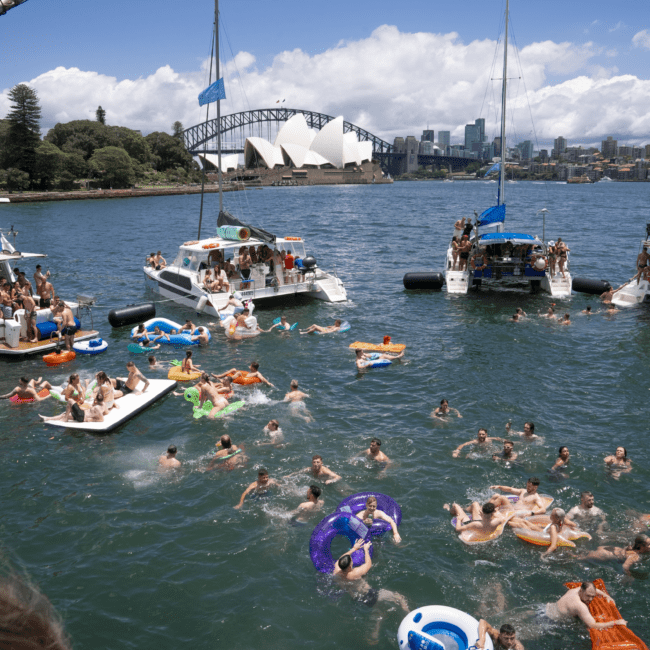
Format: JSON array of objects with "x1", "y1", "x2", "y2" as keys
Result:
[
  {"x1": 403, "y1": 272, "x2": 445, "y2": 291},
  {"x1": 571, "y1": 278, "x2": 611, "y2": 295},
  {"x1": 108, "y1": 302, "x2": 156, "y2": 328}
]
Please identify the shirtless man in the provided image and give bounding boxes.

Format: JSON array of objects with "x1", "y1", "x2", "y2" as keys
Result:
[
  {"x1": 560, "y1": 313, "x2": 571, "y2": 325},
  {"x1": 295, "y1": 455, "x2": 341, "y2": 484},
  {"x1": 567, "y1": 491, "x2": 605, "y2": 520},
  {"x1": 490, "y1": 478, "x2": 546, "y2": 516},
  {"x1": 33, "y1": 264, "x2": 49, "y2": 294},
  {"x1": 581, "y1": 535, "x2": 650, "y2": 578},
  {"x1": 159, "y1": 444, "x2": 181, "y2": 468},
  {"x1": 40, "y1": 391, "x2": 107, "y2": 423},
  {"x1": 18, "y1": 290, "x2": 38, "y2": 342},
  {"x1": 632, "y1": 246, "x2": 650, "y2": 284},
  {"x1": 238, "y1": 245, "x2": 252, "y2": 288},
  {"x1": 216, "y1": 292, "x2": 244, "y2": 317},
  {"x1": 505, "y1": 421, "x2": 539, "y2": 441},
  {"x1": 292, "y1": 485, "x2": 323, "y2": 522},
  {"x1": 300, "y1": 319, "x2": 343, "y2": 334},
  {"x1": 445, "y1": 502, "x2": 507, "y2": 538},
  {"x1": 363, "y1": 437, "x2": 390, "y2": 464},
  {"x1": 216, "y1": 362, "x2": 275, "y2": 388},
  {"x1": 153, "y1": 251, "x2": 166, "y2": 269},
  {"x1": 477, "y1": 621, "x2": 524, "y2": 650},
  {"x1": 179, "y1": 319, "x2": 196, "y2": 334},
  {"x1": 15, "y1": 270, "x2": 32, "y2": 295},
  {"x1": 354, "y1": 349, "x2": 404, "y2": 369},
  {"x1": 356, "y1": 496, "x2": 401, "y2": 543},
  {"x1": 0, "y1": 376, "x2": 52, "y2": 401},
  {"x1": 284, "y1": 379, "x2": 309, "y2": 404},
  {"x1": 191, "y1": 327, "x2": 210, "y2": 346},
  {"x1": 0, "y1": 281, "x2": 13, "y2": 319},
  {"x1": 38, "y1": 279, "x2": 54, "y2": 310},
  {"x1": 546, "y1": 581, "x2": 625, "y2": 630},
  {"x1": 199, "y1": 375, "x2": 230, "y2": 419},
  {"x1": 493, "y1": 440, "x2": 518, "y2": 463},
  {"x1": 56, "y1": 303, "x2": 77, "y2": 351},
  {"x1": 113, "y1": 361, "x2": 149, "y2": 397},
  {"x1": 600, "y1": 286, "x2": 622, "y2": 303},
  {"x1": 206, "y1": 434, "x2": 245, "y2": 470},
  {"x1": 234, "y1": 468, "x2": 278, "y2": 509},
  {"x1": 453, "y1": 428, "x2": 503, "y2": 458}
]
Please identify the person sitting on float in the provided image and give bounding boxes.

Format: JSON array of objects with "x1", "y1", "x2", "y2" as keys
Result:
[{"x1": 355, "y1": 496, "x2": 401, "y2": 543}]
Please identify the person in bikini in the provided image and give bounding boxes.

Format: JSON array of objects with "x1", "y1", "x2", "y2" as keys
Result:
[
  {"x1": 431, "y1": 398, "x2": 462, "y2": 420},
  {"x1": 604, "y1": 446, "x2": 632, "y2": 478},
  {"x1": 60, "y1": 373, "x2": 88, "y2": 405},
  {"x1": 181, "y1": 350, "x2": 201, "y2": 374},
  {"x1": 356, "y1": 496, "x2": 401, "y2": 543},
  {"x1": 40, "y1": 391, "x2": 107, "y2": 424},
  {"x1": 198, "y1": 374, "x2": 230, "y2": 419},
  {"x1": 580, "y1": 534, "x2": 650, "y2": 577},
  {"x1": 94, "y1": 371, "x2": 119, "y2": 411},
  {"x1": 0, "y1": 376, "x2": 52, "y2": 401},
  {"x1": 113, "y1": 361, "x2": 149, "y2": 397},
  {"x1": 300, "y1": 319, "x2": 343, "y2": 334}
]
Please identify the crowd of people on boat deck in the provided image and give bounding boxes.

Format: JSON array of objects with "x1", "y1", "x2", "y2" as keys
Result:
[{"x1": 450, "y1": 217, "x2": 570, "y2": 278}]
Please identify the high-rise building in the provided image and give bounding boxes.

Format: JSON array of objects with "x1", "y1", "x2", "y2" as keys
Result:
[
  {"x1": 438, "y1": 131, "x2": 451, "y2": 147},
  {"x1": 601, "y1": 136, "x2": 618, "y2": 159},
  {"x1": 517, "y1": 140, "x2": 534, "y2": 161},
  {"x1": 465, "y1": 124, "x2": 480, "y2": 150},
  {"x1": 554, "y1": 136, "x2": 567, "y2": 155},
  {"x1": 475, "y1": 118, "x2": 486, "y2": 143},
  {"x1": 421, "y1": 130, "x2": 434, "y2": 142},
  {"x1": 645, "y1": 144, "x2": 650, "y2": 159}
]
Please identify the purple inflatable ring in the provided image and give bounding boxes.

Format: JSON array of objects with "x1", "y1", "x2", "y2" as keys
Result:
[
  {"x1": 336, "y1": 492, "x2": 402, "y2": 536},
  {"x1": 309, "y1": 512, "x2": 373, "y2": 574}
]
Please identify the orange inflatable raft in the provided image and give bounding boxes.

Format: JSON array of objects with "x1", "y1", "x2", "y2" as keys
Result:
[
  {"x1": 564, "y1": 579, "x2": 648, "y2": 650},
  {"x1": 349, "y1": 341, "x2": 406, "y2": 354},
  {"x1": 43, "y1": 350, "x2": 76, "y2": 366},
  {"x1": 226, "y1": 370, "x2": 261, "y2": 385},
  {"x1": 9, "y1": 388, "x2": 50, "y2": 404}
]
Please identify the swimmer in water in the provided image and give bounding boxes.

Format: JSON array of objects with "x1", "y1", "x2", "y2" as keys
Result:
[
  {"x1": 515, "y1": 307, "x2": 527, "y2": 318},
  {"x1": 605, "y1": 303, "x2": 619, "y2": 314},
  {"x1": 545, "y1": 581, "x2": 624, "y2": 630},
  {"x1": 579, "y1": 535, "x2": 650, "y2": 578},
  {"x1": 300, "y1": 319, "x2": 343, "y2": 334},
  {"x1": 362, "y1": 437, "x2": 391, "y2": 465},
  {"x1": 539, "y1": 306, "x2": 556, "y2": 319},
  {"x1": 206, "y1": 435, "x2": 245, "y2": 471},
  {"x1": 292, "y1": 454, "x2": 341, "y2": 484},
  {"x1": 284, "y1": 379, "x2": 313, "y2": 422},
  {"x1": 509, "y1": 313, "x2": 520, "y2": 323},
  {"x1": 234, "y1": 468, "x2": 278, "y2": 509},
  {"x1": 431, "y1": 398, "x2": 462, "y2": 420},
  {"x1": 190, "y1": 327, "x2": 210, "y2": 345},
  {"x1": 258, "y1": 419, "x2": 284, "y2": 446},
  {"x1": 490, "y1": 478, "x2": 546, "y2": 516},
  {"x1": 492, "y1": 440, "x2": 518, "y2": 463},
  {"x1": 159, "y1": 444, "x2": 181, "y2": 468},
  {"x1": 567, "y1": 491, "x2": 606, "y2": 520},
  {"x1": 444, "y1": 501, "x2": 507, "y2": 538},
  {"x1": 453, "y1": 428, "x2": 504, "y2": 457},
  {"x1": 354, "y1": 348, "x2": 404, "y2": 369},
  {"x1": 505, "y1": 421, "x2": 539, "y2": 441},
  {"x1": 476, "y1": 621, "x2": 524, "y2": 650},
  {"x1": 550, "y1": 446, "x2": 570, "y2": 472},
  {"x1": 582, "y1": 305, "x2": 593, "y2": 314},
  {"x1": 356, "y1": 496, "x2": 401, "y2": 543},
  {"x1": 604, "y1": 446, "x2": 632, "y2": 478},
  {"x1": 292, "y1": 485, "x2": 323, "y2": 522},
  {"x1": 560, "y1": 313, "x2": 571, "y2": 325},
  {"x1": 147, "y1": 355, "x2": 169, "y2": 370}
]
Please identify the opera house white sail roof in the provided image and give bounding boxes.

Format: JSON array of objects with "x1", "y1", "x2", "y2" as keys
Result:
[
  {"x1": 199, "y1": 152, "x2": 240, "y2": 173},
  {"x1": 244, "y1": 114, "x2": 373, "y2": 170}
]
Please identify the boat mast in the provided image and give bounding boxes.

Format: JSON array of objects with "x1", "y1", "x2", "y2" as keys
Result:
[
  {"x1": 498, "y1": 0, "x2": 509, "y2": 233},
  {"x1": 215, "y1": 0, "x2": 223, "y2": 215}
]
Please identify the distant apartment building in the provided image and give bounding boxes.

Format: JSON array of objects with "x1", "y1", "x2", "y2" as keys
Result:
[
  {"x1": 464, "y1": 119, "x2": 485, "y2": 151},
  {"x1": 554, "y1": 136, "x2": 567, "y2": 157},
  {"x1": 438, "y1": 131, "x2": 451, "y2": 148},
  {"x1": 602, "y1": 136, "x2": 618, "y2": 159},
  {"x1": 421, "y1": 130, "x2": 434, "y2": 142},
  {"x1": 516, "y1": 140, "x2": 534, "y2": 161},
  {"x1": 645, "y1": 144, "x2": 650, "y2": 159},
  {"x1": 618, "y1": 145, "x2": 633, "y2": 158}
]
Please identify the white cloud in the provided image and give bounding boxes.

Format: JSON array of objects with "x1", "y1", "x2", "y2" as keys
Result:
[
  {"x1": 608, "y1": 21, "x2": 624, "y2": 33},
  {"x1": 632, "y1": 30, "x2": 650, "y2": 50},
  {"x1": 2, "y1": 26, "x2": 650, "y2": 145}
]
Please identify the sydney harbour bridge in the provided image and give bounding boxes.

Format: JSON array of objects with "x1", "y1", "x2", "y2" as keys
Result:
[{"x1": 182, "y1": 108, "x2": 485, "y2": 177}]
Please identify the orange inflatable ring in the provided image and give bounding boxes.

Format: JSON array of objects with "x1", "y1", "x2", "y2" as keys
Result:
[
  {"x1": 43, "y1": 350, "x2": 76, "y2": 366},
  {"x1": 168, "y1": 367, "x2": 201, "y2": 382},
  {"x1": 9, "y1": 388, "x2": 50, "y2": 404},
  {"x1": 202, "y1": 243, "x2": 219, "y2": 249},
  {"x1": 226, "y1": 370, "x2": 261, "y2": 386},
  {"x1": 285, "y1": 236, "x2": 302, "y2": 241}
]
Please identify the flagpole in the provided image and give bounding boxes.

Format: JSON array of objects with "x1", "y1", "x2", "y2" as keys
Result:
[{"x1": 216, "y1": 0, "x2": 223, "y2": 215}]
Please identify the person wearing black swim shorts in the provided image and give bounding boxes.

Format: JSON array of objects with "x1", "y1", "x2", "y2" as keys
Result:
[{"x1": 39, "y1": 392, "x2": 106, "y2": 424}]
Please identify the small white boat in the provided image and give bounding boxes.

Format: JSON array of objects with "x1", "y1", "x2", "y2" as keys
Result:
[
  {"x1": 612, "y1": 234, "x2": 650, "y2": 307},
  {"x1": 42, "y1": 379, "x2": 177, "y2": 433},
  {"x1": 598, "y1": 176, "x2": 614, "y2": 183},
  {"x1": 0, "y1": 198, "x2": 9, "y2": 203}
]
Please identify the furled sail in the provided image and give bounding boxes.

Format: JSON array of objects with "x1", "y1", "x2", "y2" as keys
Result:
[
  {"x1": 217, "y1": 210, "x2": 276, "y2": 244},
  {"x1": 477, "y1": 204, "x2": 506, "y2": 227}
]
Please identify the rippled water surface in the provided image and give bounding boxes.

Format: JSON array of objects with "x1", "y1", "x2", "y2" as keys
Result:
[{"x1": 1, "y1": 180, "x2": 649, "y2": 649}]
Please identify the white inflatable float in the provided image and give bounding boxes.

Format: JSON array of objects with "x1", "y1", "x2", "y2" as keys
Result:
[
  {"x1": 397, "y1": 605, "x2": 492, "y2": 650},
  {"x1": 42, "y1": 379, "x2": 176, "y2": 433}
]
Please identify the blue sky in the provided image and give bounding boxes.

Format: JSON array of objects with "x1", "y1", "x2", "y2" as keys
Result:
[{"x1": 2, "y1": 0, "x2": 650, "y2": 145}]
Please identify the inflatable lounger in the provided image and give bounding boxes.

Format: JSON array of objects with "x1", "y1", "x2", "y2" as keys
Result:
[
  {"x1": 451, "y1": 509, "x2": 516, "y2": 545},
  {"x1": 349, "y1": 341, "x2": 406, "y2": 353},
  {"x1": 564, "y1": 580, "x2": 648, "y2": 650},
  {"x1": 42, "y1": 379, "x2": 176, "y2": 433}
]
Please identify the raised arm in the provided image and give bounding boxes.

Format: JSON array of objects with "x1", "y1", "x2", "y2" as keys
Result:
[
  {"x1": 476, "y1": 619, "x2": 497, "y2": 650},
  {"x1": 490, "y1": 484, "x2": 519, "y2": 495},
  {"x1": 234, "y1": 481, "x2": 256, "y2": 509},
  {"x1": 348, "y1": 541, "x2": 373, "y2": 578}
]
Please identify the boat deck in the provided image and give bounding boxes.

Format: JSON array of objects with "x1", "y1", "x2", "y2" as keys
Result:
[{"x1": 0, "y1": 330, "x2": 99, "y2": 355}]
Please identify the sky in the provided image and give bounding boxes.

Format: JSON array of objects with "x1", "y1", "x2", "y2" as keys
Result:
[{"x1": 2, "y1": 0, "x2": 650, "y2": 148}]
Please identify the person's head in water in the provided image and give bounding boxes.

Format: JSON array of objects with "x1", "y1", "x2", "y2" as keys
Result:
[
  {"x1": 615, "y1": 446, "x2": 627, "y2": 461},
  {"x1": 558, "y1": 446, "x2": 570, "y2": 460},
  {"x1": 579, "y1": 581, "x2": 597, "y2": 604},
  {"x1": 290, "y1": 379, "x2": 299, "y2": 390},
  {"x1": 524, "y1": 422, "x2": 535, "y2": 435},
  {"x1": 334, "y1": 320, "x2": 342, "y2": 327},
  {"x1": 167, "y1": 445, "x2": 177, "y2": 455},
  {"x1": 220, "y1": 435, "x2": 232, "y2": 449},
  {"x1": 580, "y1": 491, "x2": 595, "y2": 509},
  {"x1": 477, "y1": 428, "x2": 488, "y2": 442},
  {"x1": 257, "y1": 468, "x2": 269, "y2": 484},
  {"x1": 338, "y1": 554, "x2": 352, "y2": 571},
  {"x1": 267, "y1": 419, "x2": 279, "y2": 431},
  {"x1": 439, "y1": 399, "x2": 449, "y2": 410},
  {"x1": 497, "y1": 623, "x2": 518, "y2": 649},
  {"x1": 308, "y1": 485, "x2": 321, "y2": 501},
  {"x1": 148, "y1": 356, "x2": 156, "y2": 365},
  {"x1": 369, "y1": 438, "x2": 381, "y2": 453}
]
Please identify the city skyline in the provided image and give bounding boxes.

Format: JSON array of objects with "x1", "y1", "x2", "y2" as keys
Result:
[{"x1": 2, "y1": 0, "x2": 650, "y2": 146}]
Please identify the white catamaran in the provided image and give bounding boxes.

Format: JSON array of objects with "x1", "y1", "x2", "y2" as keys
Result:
[
  {"x1": 144, "y1": 0, "x2": 347, "y2": 315},
  {"x1": 444, "y1": 0, "x2": 571, "y2": 298}
]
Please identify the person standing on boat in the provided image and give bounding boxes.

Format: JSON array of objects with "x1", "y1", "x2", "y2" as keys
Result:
[
  {"x1": 556, "y1": 238, "x2": 570, "y2": 279},
  {"x1": 0, "y1": 281, "x2": 13, "y2": 318},
  {"x1": 18, "y1": 289, "x2": 39, "y2": 342},
  {"x1": 458, "y1": 237, "x2": 471, "y2": 271},
  {"x1": 239, "y1": 246, "x2": 252, "y2": 287},
  {"x1": 55, "y1": 303, "x2": 77, "y2": 351},
  {"x1": 38, "y1": 278, "x2": 55, "y2": 309},
  {"x1": 546, "y1": 241, "x2": 557, "y2": 277},
  {"x1": 453, "y1": 217, "x2": 465, "y2": 240},
  {"x1": 33, "y1": 264, "x2": 49, "y2": 294},
  {"x1": 633, "y1": 246, "x2": 650, "y2": 284}
]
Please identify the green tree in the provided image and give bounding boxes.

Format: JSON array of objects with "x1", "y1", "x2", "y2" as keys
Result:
[
  {"x1": 89, "y1": 146, "x2": 134, "y2": 188},
  {"x1": 34, "y1": 140, "x2": 64, "y2": 190},
  {"x1": 63, "y1": 151, "x2": 88, "y2": 178},
  {"x1": 145, "y1": 131, "x2": 194, "y2": 171},
  {"x1": 172, "y1": 121, "x2": 184, "y2": 139},
  {"x1": 0, "y1": 119, "x2": 10, "y2": 167},
  {"x1": 6, "y1": 168, "x2": 29, "y2": 192},
  {"x1": 4, "y1": 84, "x2": 42, "y2": 188},
  {"x1": 107, "y1": 126, "x2": 151, "y2": 165},
  {"x1": 45, "y1": 120, "x2": 118, "y2": 160},
  {"x1": 95, "y1": 106, "x2": 106, "y2": 124}
]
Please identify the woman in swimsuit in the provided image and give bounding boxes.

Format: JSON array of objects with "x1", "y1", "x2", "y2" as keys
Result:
[
  {"x1": 583, "y1": 534, "x2": 650, "y2": 577},
  {"x1": 547, "y1": 241, "x2": 557, "y2": 276},
  {"x1": 62, "y1": 373, "x2": 88, "y2": 405},
  {"x1": 550, "y1": 446, "x2": 570, "y2": 471},
  {"x1": 431, "y1": 398, "x2": 462, "y2": 420},
  {"x1": 182, "y1": 350, "x2": 200, "y2": 374},
  {"x1": 95, "y1": 371, "x2": 118, "y2": 410},
  {"x1": 556, "y1": 238, "x2": 570, "y2": 279},
  {"x1": 604, "y1": 446, "x2": 632, "y2": 479}
]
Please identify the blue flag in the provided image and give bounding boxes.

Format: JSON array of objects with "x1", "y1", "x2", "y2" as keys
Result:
[
  {"x1": 484, "y1": 161, "x2": 501, "y2": 177},
  {"x1": 198, "y1": 78, "x2": 226, "y2": 106}
]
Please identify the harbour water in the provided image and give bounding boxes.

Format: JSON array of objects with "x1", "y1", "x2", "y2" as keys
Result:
[{"x1": 1, "y1": 180, "x2": 649, "y2": 649}]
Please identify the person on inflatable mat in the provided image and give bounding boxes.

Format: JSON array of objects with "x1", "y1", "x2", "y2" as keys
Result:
[
  {"x1": 199, "y1": 374, "x2": 231, "y2": 420},
  {"x1": 234, "y1": 468, "x2": 278, "y2": 509},
  {"x1": 300, "y1": 319, "x2": 343, "y2": 334},
  {"x1": 113, "y1": 361, "x2": 149, "y2": 397},
  {"x1": 182, "y1": 350, "x2": 201, "y2": 374},
  {"x1": 354, "y1": 349, "x2": 404, "y2": 369},
  {"x1": 215, "y1": 362, "x2": 275, "y2": 388},
  {"x1": 545, "y1": 581, "x2": 626, "y2": 630},
  {"x1": 356, "y1": 496, "x2": 401, "y2": 543},
  {"x1": 40, "y1": 392, "x2": 107, "y2": 424},
  {"x1": 444, "y1": 501, "x2": 508, "y2": 538},
  {"x1": 490, "y1": 479, "x2": 547, "y2": 516},
  {"x1": 477, "y1": 620, "x2": 524, "y2": 650},
  {"x1": 0, "y1": 376, "x2": 52, "y2": 402}
]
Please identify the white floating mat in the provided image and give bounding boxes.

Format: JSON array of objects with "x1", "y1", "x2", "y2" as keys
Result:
[{"x1": 43, "y1": 379, "x2": 177, "y2": 432}]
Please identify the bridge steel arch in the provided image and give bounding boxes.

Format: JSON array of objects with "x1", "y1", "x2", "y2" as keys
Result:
[{"x1": 182, "y1": 108, "x2": 394, "y2": 157}]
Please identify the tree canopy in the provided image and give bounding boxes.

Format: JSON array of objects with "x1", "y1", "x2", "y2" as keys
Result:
[
  {"x1": 96, "y1": 106, "x2": 106, "y2": 125},
  {"x1": 89, "y1": 146, "x2": 135, "y2": 189}
]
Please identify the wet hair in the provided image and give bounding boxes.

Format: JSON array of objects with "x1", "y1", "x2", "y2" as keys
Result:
[
  {"x1": 290, "y1": 379, "x2": 299, "y2": 388},
  {"x1": 334, "y1": 320, "x2": 342, "y2": 326},
  {"x1": 580, "y1": 491, "x2": 593, "y2": 499},
  {"x1": 503, "y1": 440, "x2": 514, "y2": 447},
  {"x1": 581, "y1": 581, "x2": 595, "y2": 592},
  {"x1": 500, "y1": 624, "x2": 516, "y2": 636},
  {"x1": 185, "y1": 350, "x2": 192, "y2": 358},
  {"x1": 258, "y1": 468, "x2": 268, "y2": 477},
  {"x1": 220, "y1": 435, "x2": 232, "y2": 449},
  {"x1": 370, "y1": 437, "x2": 381, "y2": 446},
  {"x1": 632, "y1": 534, "x2": 650, "y2": 551},
  {"x1": 309, "y1": 485, "x2": 322, "y2": 499},
  {"x1": 478, "y1": 428, "x2": 487, "y2": 435},
  {"x1": 559, "y1": 446, "x2": 569, "y2": 455},
  {"x1": 268, "y1": 419, "x2": 279, "y2": 429},
  {"x1": 440, "y1": 399, "x2": 448, "y2": 406},
  {"x1": 552, "y1": 508, "x2": 566, "y2": 521},
  {"x1": 0, "y1": 568, "x2": 73, "y2": 650},
  {"x1": 148, "y1": 356, "x2": 156, "y2": 363},
  {"x1": 482, "y1": 502, "x2": 496, "y2": 515},
  {"x1": 168, "y1": 445, "x2": 177, "y2": 454},
  {"x1": 617, "y1": 446, "x2": 628, "y2": 459},
  {"x1": 525, "y1": 422, "x2": 535, "y2": 432},
  {"x1": 338, "y1": 554, "x2": 352, "y2": 571},
  {"x1": 312, "y1": 455, "x2": 322, "y2": 462},
  {"x1": 585, "y1": 305, "x2": 592, "y2": 312},
  {"x1": 250, "y1": 362, "x2": 260, "y2": 371},
  {"x1": 366, "y1": 496, "x2": 378, "y2": 506},
  {"x1": 19, "y1": 376, "x2": 29, "y2": 384}
]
